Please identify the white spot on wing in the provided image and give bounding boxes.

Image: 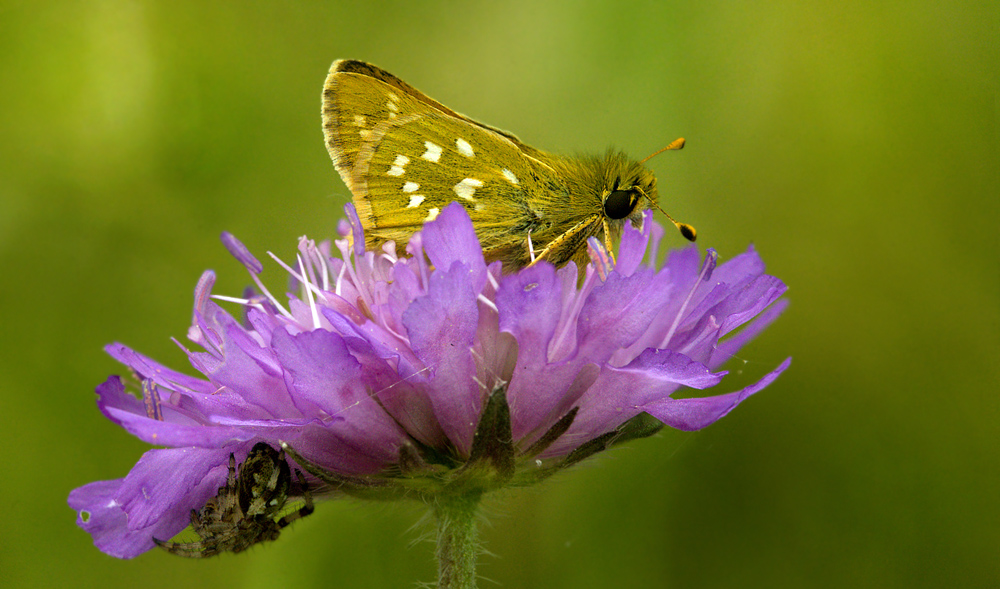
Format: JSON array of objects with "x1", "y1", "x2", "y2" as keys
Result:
[
  {"x1": 403, "y1": 181, "x2": 419, "y2": 193},
  {"x1": 453, "y1": 178, "x2": 484, "y2": 201},
  {"x1": 502, "y1": 168, "x2": 519, "y2": 185},
  {"x1": 353, "y1": 115, "x2": 366, "y2": 127},
  {"x1": 407, "y1": 194, "x2": 425, "y2": 208},
  {"x1": 359, "y1": 129, "x2": 372, "y2": 139},
  {"x1": 386, "y1": 101, "x2": 399, "y2": 112},
  {"x1": 387, "y1": 92, "x2": 400, "y2": 102},
  {"x1": 456, "y1": 138, "x2": 474, "y2": 158},
  {"x1": 387, "y1": 154, "x2": 410, "y2": 177},
  {"x1": 421, "y1": 141, "x2": 443, "y2": 162},
  {"x1": 425, "y1": 207, "x2": 440, "y2": 221}
]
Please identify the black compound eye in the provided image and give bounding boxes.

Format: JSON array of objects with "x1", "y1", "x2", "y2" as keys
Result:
[{"x1": 604, "y1": 189, "x2": 637, "y2": 220}]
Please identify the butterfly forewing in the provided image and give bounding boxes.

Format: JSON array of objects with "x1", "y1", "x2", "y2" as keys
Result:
[
  {"x1": 322, "y1": 60, "x2": 693, "y2": 272},
  {"x1": 360, "y1": 113, "x2": 537, "y2": 233},
  {"x1": 325, "y1": 62, "x2": 555, "y2": 262}
]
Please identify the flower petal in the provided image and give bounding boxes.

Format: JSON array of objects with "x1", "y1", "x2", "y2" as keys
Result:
[
  {"x1": 642, "y1": 357, "x2": 791, "y2": 431},
  {"x1": 69, "y1": 446, "x2": 237, "y2": 558},
  {"x1": 402, "y1": 261, "x2": 481, "y2": 454},
  {"x1": 614, "y1": 210, "x2": 653, "y2": 277},
  {"x1": 420, "y1": 202, "x2": 488, "y2": 293},
  {"x1": 272, "y1": 327, "x2": 406, "y2": 465},
  {"x1": 498, "y1": 263, "x2": 593, "y2": 440},
  {"x1": 544, "y1": 349, "x2": 724, "y2": 456},
  {"x1": 95, "y1": 377, "x2": 253, "y2": 448},
  {"x1": 575, "y1": 267, "x2": 673, "y2": 364}
]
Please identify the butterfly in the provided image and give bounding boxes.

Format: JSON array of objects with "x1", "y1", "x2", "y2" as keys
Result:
[{"x1": 322, "y1": 60, "x2": 695, "y2": 272}]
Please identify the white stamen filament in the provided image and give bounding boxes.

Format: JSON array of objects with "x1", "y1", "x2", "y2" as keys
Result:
[
  {"x1": 316, "y1": 246, "x2": 330, "y2": 291},
  {"x1": 210, "y1": 294, "x2": 266, "y2": 312},
  {"x1": 245, "y1": 268, "x2": 292, "y2": 319},
  {"x1": 298, "y1": 238, "x2": 323, "y2": 294},
  {"x1": 297, "y1": 254, "x2": 322, "y2": 330},
  {"x1": 477, "y1": 293, "x2": 498, "y2": 313},
  {"x1": 267, "y1": 251, "x2": 329, "y2": 303},
  {"x1": 485, "y1": 269, "x2": 500, "y2": 292},
  {"x1": 660, "y1": 252, "x2": 717, "y2": 348},
  {"x1": 334, "y1": 255, "x2": 347, "y2": 297}
]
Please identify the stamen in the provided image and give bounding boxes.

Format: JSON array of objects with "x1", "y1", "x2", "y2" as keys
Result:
[
  {"x1": 477, "y1": 293, "x2": 498, "y2": 313},
  {"x1": 485, "y1": 269, "x2": 500, "y2": 292},
  {"x1": 318, "y1": 248, "x2": 331, "y2": 291},
  {"x1": 297, "y1": 237, "x2": 323, "y2": 294},
  {"x1": 298, "y1": 254, "x2": 322, "y2": 330},
  {"x1": 211, "y1": 294, "x2": 247, "y2": 304},
  {"x1": 335, "y1": 259, "x2": 347, "y2": 296},
  {"x1": 586, "y1": 236, "x2": 613, "y2": 281},
  {"x1": 249, "y1": 274, "x2": 292, "y2": 319},
  {"x1": 220, "y1": 232, "x2": 264, "y2": 274},
  {"x1": 142, "y1": 379, "x2": 164, "y2": 421},
  {"x1": 267, "y1": 251, "x2": 329, "y2": 303},
  {"x1": 193, "y1": 271, "x2": 216, "y2": 317},
  {"x1": 660, "y1": 249, "x2": 718, "y2": 348},
  {"x1": 335, "y1": 234, "x2": 367, "y2": 303}
]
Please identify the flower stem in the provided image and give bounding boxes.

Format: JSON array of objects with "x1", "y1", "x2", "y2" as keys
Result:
[{"x1": 433, "y1": 493, "x2": 482, "y2": 589}]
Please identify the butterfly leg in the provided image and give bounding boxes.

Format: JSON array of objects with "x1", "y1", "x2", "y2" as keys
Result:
[
  {"x1": 528, "y1": 215, "x2": 602, "y2": 269},
  {"x1": 601, "y1": 218, "x2": 618, "y2": 265}
]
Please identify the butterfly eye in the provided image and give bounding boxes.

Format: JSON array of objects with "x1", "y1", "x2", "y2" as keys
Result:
[{"x1": 604, "y1": 189, "x2": 638, "y2": 220}]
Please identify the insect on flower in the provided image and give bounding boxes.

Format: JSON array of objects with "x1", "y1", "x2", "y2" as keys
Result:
[
  {"x1": 323, "y1": 60, "x2": 697, "y2": 272},
  {"x1": 153, "y1": 443, "x2": 314, "y2": 557}
]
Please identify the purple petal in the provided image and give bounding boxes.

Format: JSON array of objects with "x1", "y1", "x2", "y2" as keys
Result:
[
  {"x1": 545, "y1": 349, "x2": 724, "y2": 455},
  {"x1": 642, "y1": 357, "x2": 791, "y2": 431},
  {"x1": 614, "y1": 211, "x2": 653, "y2": 277},
  {"x1": 194, "y1": 323, "x2": 302, "y2": 418},
  {"x1": 710, "y1": 298, "x2": 789, "y2": 370},
  {"x1": 95, "y1": 377, "x2": 253, "y2": 448},
  {"x1": 117, "y1": 447, "x2": 234, "y2": 530},
  {"x1": 339, "y1": 329, "x2": 447, "y2": 448},
  {"x1": 420, "y1": 203, "x2": 487, "y2": 293},
  {"x1": 498, "y1": 263, "x2": 593, "y2": 439},
  {"x1": 402, "y1": 261, "x2": 481, "y2": 454},
  {"x1": 104, "y1": 343, "x2": 214, "y2": 395},
  {"x1": 69, "y1": 446, "x2": 237, "y2": 558},
  {"x1": 69, "y1": 479, "x2": 153, "y2": 559},
  {"x1": 271, "y1": 327, "x2": 406, "y2": 461},
  {"x1": 575, "y1": 267, "x2": 673, "y2": 363}
]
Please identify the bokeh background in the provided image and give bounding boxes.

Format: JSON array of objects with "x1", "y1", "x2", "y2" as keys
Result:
[{"x1": 2, "y1": 1, "x2": 997, "y2": 587}]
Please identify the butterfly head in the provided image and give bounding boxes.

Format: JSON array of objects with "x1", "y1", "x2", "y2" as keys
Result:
[
  {"x1": 603, "y1": 168, "x2": 656, "y2": 221},
  {"x1": 601, "y1": 153, "x2": 696, "y2": 242}
]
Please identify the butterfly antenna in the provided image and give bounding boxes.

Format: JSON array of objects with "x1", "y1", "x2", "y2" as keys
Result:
[
  {"x1": 635, "y1": 138, "x2": 697, "y2": 242},
  {"x1": 638, "y1": 137, "x2": 685, "y2": 165}
]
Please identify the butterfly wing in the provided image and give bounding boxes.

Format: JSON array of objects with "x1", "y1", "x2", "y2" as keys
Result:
[{"x1": 323, "y1": 60, "x2": 562, "y2": 265}]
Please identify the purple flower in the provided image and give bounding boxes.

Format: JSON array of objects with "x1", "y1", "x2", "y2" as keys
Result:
[{"x1": 69, "y1": 203, "x2": 789, "y2": 559}]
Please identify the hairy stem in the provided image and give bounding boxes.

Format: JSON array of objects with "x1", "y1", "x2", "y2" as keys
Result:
[{"x1": 433, "y1": 493, "x2": 482, "y2": 589}]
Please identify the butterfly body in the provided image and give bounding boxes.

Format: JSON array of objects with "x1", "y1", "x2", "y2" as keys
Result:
[{"x1": 323, "y1": 60, "x2": 692, "y2": 272}]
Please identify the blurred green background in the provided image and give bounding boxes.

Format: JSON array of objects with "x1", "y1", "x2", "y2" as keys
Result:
[{"x1": 2, "y1": 1, "x2": 997, "y2": 587}]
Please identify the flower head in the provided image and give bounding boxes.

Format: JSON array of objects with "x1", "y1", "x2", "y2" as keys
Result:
[{"x1": 69, "y1": 203, "x2": 789, "y2": 558}]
